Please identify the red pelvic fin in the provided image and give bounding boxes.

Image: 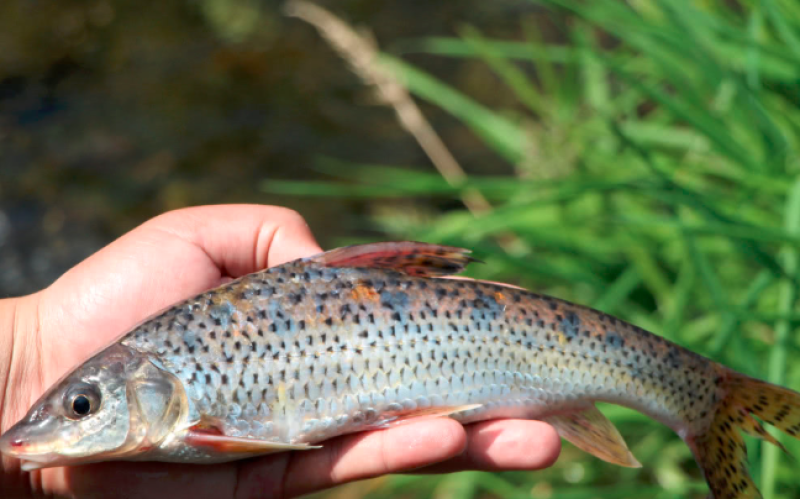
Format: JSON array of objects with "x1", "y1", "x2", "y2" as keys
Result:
[{"x1": 185, "y1": 423, "x2": 319, "y2": 455}]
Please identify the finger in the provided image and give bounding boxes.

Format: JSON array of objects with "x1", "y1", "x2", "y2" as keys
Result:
[
  {"x1": 50, "y1": 204, "x2": 321, "y2": 313},
  {"x1": 37, "y1": 205, "x2": 322, "y2": 388},
  {"x1": 234, "y1": 419, "x2": 467, "y2": 499},
  {"x1": 414, "y1": 419, "x2": 561, "y2": 474},
  {"x1": 52, "y1": 461, "x2": 237, "y2": 499},
  {"x1": 144, "y1": 204, "x2": 322, "y2": 276}
]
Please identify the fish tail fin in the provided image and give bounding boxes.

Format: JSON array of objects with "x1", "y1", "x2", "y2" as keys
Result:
[{"x1": 689, "y1": 370, "x2": 800, "y2": 499}]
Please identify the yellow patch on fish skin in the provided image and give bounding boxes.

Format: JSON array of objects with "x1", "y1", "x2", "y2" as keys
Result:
[
  {"x1": 494, "y1": 291, "x2": 506, "y2": 302},
  {"x1": 210, "y1": 282, "x2": 255, "y2": 316},
  {"x1": 351, "y1": 283, "x2": 379, "y2": 302},
  {"x1": 277, "y1": 382, "x2": 287, "y2": 404},
  {"x1": 557, "y1": 332, "x2": 568, "y2": 346},
  {"x1": 271, "y1": 381, "x2": 289, "y2": 419}
]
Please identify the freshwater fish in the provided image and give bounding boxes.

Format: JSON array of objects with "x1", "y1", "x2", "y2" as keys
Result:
[{"x1": 1, "y1": 242, "x2": 799, "y2": 499}]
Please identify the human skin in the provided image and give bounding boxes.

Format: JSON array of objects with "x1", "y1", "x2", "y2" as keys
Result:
[{"x1": 0, "y1": 205, "x2": 560, "y2": 499}]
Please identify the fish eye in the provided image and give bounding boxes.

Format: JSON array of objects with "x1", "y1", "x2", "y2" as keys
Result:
[
  {"x1": 72, "y1": 395, "x2": 91, "y2": 416},
  {"x1": 64, "y1": 384, "x2": 102, "y2": 419}
]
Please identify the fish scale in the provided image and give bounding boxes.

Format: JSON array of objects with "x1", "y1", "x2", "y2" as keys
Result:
[
  {"x1": 124, "y1": 258, "x2": 717, "y2": 450},
  {"x1": 4, "y1": 241, "x2": 800, "y2": 499}
]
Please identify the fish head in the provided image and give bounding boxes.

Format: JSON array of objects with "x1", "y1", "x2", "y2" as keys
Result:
[{"x1": 0, "y1": 343, "x2": 188, "y2": 470}]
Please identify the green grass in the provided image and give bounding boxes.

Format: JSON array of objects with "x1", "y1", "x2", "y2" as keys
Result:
[{"x1": 266, "y1": 1, "x2": 800, "y2": 498}]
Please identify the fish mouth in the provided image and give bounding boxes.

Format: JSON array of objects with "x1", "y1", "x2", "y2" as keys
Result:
[
  {"x1": 0, "y1": 433, "x2": 62, "y2": 470},
  {"x1": 0, "y1": 430, "x2": 107, "y2": 471},
  {"x1": 1, "y1": 443, "x2": 110, "y2": 472},
  {"x1": 19, "y1": 457, "x2": 61, "y2": 471}
]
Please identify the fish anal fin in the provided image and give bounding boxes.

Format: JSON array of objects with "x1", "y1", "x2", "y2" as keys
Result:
[
  {"x1": 367, "y1": 404, "x2": 482, "y2": 429},
  {"x1": 544, "y1": 406, "x2": 641, "y2": 468},
  {"x1": 308, "y1": 242, "x2": 479, "y2": 277},
  {"x1": 185, "y1": 424, "x2": 320, "y2": 455}
]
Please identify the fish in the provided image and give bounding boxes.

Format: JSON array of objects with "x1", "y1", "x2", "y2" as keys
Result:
[{"x1": 1, "y1": 241, "x2": 799, "y2": 499}]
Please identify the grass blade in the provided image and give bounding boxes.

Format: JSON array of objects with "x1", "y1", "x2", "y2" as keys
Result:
[{"x1": 760, "y1": 177, "x2": 800, "y2": 499}]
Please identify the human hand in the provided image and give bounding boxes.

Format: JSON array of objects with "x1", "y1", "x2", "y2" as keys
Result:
[{"x1": 0, "y1": 205, "x2": 560, "y2": 498}]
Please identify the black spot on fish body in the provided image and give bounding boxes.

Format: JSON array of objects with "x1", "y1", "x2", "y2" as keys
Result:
[
  {"x1": 560, "y1": 311, "x2": 581, "y2": 341},
  {"x1": 380, "y1": 290, "x2": 409, "y2": 313},
  {"x1": 605, "y1": 330, "x2": 625, "y2": 349}
]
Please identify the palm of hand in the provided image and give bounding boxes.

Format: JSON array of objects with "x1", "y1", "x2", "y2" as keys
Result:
[{"x1": 2, "y1": 205, "x2": 559, "y2": 499}]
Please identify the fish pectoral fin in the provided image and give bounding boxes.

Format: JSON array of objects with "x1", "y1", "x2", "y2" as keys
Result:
[
  {"x1": 544, "y1": 405, "x2": 641, "y2": 468},
  {"x1": 367, "y1": 404, "x2": 482, "y2": 429},
  {"x1": 307, "y1": 242, "x2": 480, "y2": 277},
  {"x1": 186, "y1": 429, "x2": 321, "y2": 455}
]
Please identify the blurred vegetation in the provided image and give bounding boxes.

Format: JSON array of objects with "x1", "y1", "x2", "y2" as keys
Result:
[
  {"x1": 3, "y1": 0, "x2": 800, "y2": 498},
  {"x1": 0, "y1": 0, "x2": 520, "y2": 295},
  {"x1": 271, "y1": 1, "x2": 800, "y2": 498}
]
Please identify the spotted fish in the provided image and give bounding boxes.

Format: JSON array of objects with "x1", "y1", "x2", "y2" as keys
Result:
[{"x1": 2, "y1": 242, "x2": 800, "y2": 499}]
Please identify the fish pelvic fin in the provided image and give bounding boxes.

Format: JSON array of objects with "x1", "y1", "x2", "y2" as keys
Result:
[
  {"x1": 544, "y1": 405, "x2": 641, "y2": 468},
  {"x1": 185, "y1": 423, "x2": 321, "y2": 455},
  {"x1": 307, "y1": 241, "x2": 480, "y2": 277},
  {"x1": 689, "y1": 370, "x2": 800, "y2": 499}
]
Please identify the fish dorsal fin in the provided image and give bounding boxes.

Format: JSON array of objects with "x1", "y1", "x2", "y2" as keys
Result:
[
  {"x1": 308, "y1": 242, "x2": 479, "y2": 277},
  {"x1": 544, "y1": 406, "x2": 641, "y2": 468}
]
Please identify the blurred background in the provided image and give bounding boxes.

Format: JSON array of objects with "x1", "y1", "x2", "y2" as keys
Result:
[{"x1": 2, "y1": 0, "x2": 800, "y2": 498}]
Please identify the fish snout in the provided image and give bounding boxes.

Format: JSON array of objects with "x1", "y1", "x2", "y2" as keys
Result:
[
  {"x1": 0, "y1": 412, "x2": 63, "y2": 459},
  {"x1": 0, "y1": 427, "x2": 29, "y2": 456},
  {"x1": 0, "y1": 424, "x2": 68, "y2": 471}
]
